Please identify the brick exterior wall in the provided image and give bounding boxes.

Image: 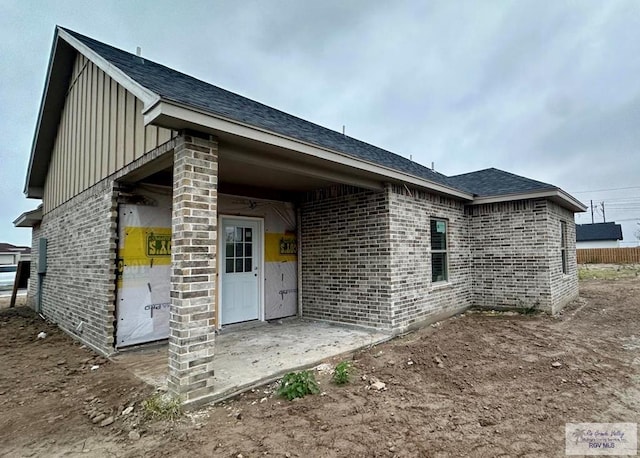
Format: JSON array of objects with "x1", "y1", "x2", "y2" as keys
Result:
[
  {"x1": 388, "y1": 185, "x2": 472, "y2": 330},
  {"x1": 302, "y1": 187, "x2": 578, "y2": 329},
  {"x1": 300, "y1": 184, "x2": 475, "y2": 332},
  {"x1": 167, "y1": 134, "x2": 219, "y2": 404},
  {"x1": 468, "y1": 198, "x2": 578, "y2": 313},
  {"x1": 33, "y1": 179, "x2": 118, "y2": 355},
  {"x1": 300, "y1": 186, "x2": 393, "y2": 329}
]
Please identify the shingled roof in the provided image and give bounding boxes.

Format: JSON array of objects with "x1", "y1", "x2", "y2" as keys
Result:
[
  {"x1": 447, "y1": 168, "x2": 556, "y2": 196},
  {"x1": 24, "y1": 27, "x2": 587, "y2": 212},
  {"x1": 62, "y1": 27, "x2": 458, "y2": 190},
  {"x1": 0, "y1": 243, "x2": 31, "y2": 254},
  {"x1": 576, "y1": 223, "x2": 623, "y2": 242}
]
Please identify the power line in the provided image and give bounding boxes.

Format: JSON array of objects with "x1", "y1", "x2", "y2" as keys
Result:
[
  {"x1": 602, "y1": 196, "x2": 640, "y2": 202},
  {"x1": 571, "y1": 186, "x2": 640, "y2": 194}
]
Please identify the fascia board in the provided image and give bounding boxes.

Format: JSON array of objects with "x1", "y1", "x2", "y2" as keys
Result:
[
  {"x1": 24, "y1": 30, "x2": 62, "y2": 196},
  {"x1": 24, "y1": 28, "x2": 162, "y2": 197},
  {"x1": 471, "y1": 189, "x2": 587, "y2": 212},
  {"x1": 144, "y1": 100, "x2": 474, "y2": 201},
  {"x1": 57, "y1": 28, "x2": 160, "y2": 107}
]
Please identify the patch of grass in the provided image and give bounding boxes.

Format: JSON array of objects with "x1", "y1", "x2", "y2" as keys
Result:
[
  {"x1": 142, "y1": 393, "x2": 182, "y2": 421},
  {"x1": 278, "y1": 370, "x2": 320, "y2": 400},
  {"x1": 333, "y1": 361, "x2": 352, "y2": 385},
  {"x1": 578, "y1": 265, "x2": 640, "y2": 281}
]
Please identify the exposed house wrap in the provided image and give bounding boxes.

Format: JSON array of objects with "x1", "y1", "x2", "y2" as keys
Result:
[
  {"x1": 115, "y1": 191, "x2": 298, "y2": 347},
  {"x1": 116, "y1": 187, "x2": 172, "y2": 347}
]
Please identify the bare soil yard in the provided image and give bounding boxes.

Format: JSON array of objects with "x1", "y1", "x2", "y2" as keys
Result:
[{"x1": 1, "y1": 270, "x2": 639, "y2": 457}]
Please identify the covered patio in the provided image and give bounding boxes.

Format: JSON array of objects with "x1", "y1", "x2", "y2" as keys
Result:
[
  {"x1": 111, "y1": 128, "x2": 394, "y2": 405},
  {"x1": 112, "y1": 317, "x2": 389, "y2": 403}
]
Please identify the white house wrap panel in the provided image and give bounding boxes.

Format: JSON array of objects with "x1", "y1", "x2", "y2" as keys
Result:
[{"x1": 115, "y1": 191, "x2": 172, "y2": 347}]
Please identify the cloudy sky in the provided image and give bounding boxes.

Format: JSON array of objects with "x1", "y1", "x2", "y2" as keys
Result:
[{"x1": 1, "y1": 0, "x2": 639, "y2": 246}]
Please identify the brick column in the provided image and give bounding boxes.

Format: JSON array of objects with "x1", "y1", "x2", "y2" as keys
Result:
[{"x1": 168, "y1": 132, "x2": 218, "y2": 404}]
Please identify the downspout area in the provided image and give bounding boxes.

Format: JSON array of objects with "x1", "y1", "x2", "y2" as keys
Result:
[{"x1": 36, "y1": 237, "x2": 48, "y2": 314}]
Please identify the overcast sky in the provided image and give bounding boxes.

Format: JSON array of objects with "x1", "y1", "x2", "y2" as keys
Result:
[{"x1": 1, "y1": 0, "x2": 639, "y2": 246}]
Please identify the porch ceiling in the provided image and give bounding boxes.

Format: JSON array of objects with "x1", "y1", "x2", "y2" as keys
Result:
[
  {"x1": 217, "y1": 134, "x2": 386, "y2": 192},
  {"x1": 132, "y1": 133, "x2": 390, "y2": 194}
]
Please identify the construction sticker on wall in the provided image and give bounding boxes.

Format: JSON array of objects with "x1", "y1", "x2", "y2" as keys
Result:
[
  {"x1": 116, "y1": 196, "x2": 172, "y2": 347},
  {"x1": 279, "y1": 236, "x2": 297, "y2": 256}
]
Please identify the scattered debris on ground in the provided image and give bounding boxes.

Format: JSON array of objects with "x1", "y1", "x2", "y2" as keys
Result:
[{"x1": 1, "y1": 271, "x2": 639, "y2": 456}]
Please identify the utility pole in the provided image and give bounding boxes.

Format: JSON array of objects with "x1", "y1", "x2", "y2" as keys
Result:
[
  {"x1": 590, "y1": 200, "x2": 594, "y2": 224},
  {"x1": 600, "y1": 201, "x2": 606, "y2": 223}
]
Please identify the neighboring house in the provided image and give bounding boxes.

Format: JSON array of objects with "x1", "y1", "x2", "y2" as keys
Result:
[
  {"x1": 14, "y1": 27, "x2": 586, "y2": 404},
  {"x1": 0, "y1": 243, "x2": 31, "y2": 265},
  {"x1": 576, "y1": 222, "x2": 623, "y2": 248}
]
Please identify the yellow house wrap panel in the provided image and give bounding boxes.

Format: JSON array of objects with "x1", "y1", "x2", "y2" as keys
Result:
[{"x1": 264, "y1": 232, "x2": 298, "y2": 263}]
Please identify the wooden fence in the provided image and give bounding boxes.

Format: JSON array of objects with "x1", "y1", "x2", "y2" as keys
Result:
[{"x1": 577, "y1": 247, "x2": 640, "y2": 264}]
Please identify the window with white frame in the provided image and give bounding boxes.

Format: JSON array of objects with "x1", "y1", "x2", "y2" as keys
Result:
[
  {"x1": 560, "y1": 221, "x2": 567, "y2": 274},
  {"x1": 431, "y1": 219, "x2": 448, "y2": 282}
]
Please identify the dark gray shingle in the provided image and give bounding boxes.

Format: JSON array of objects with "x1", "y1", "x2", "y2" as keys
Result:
[{"x1": 447, "y1": 168, "x2": 556, "y2": 196}]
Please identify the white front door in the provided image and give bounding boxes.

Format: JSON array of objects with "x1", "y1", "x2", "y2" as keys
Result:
[{"x1": 221, "y1": 218, "x2": 262, "y2": 325}]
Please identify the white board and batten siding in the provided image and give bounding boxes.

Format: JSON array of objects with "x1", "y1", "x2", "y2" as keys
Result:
[{"x1": 43, "y1": 53, "x2": 176, "y2": 213}]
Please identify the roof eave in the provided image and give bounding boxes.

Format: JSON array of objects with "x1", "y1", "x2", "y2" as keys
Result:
[
  {"x1": 56, "y1": 28, "x2": 159, "y2": 106},
  {"x1": 143, "y1": 99, "x2": 474, "y2": 201},
  {"x1": 23, "y1": 27, "x2": 161, "y2": 197},
  {"x1": 24, "y1": 28, "x2": 67, "y2": 197},
  {"x1": 471, "y1": 188, "x2": 587, "y2": 213},
  {"x1": 13, "y1": 206, "x2": 43, "y2": 228}
]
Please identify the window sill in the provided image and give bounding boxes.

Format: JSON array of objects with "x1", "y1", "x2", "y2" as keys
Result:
[{"x1": 431, "y1": 281, "x2": 452, "y2": 291}]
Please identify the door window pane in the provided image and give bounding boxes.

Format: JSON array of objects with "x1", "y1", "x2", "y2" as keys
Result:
[
  {"x1": 225, "y1": 227, "x2": 235, "y2": 243},
  {"x1": 225, "y1": 223, "x2": 256, "y2": 275}
]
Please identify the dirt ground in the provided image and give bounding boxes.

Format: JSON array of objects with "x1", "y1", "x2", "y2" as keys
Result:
[{"x1": 1, "y1": 269, "x2": 639, "y2": 457}]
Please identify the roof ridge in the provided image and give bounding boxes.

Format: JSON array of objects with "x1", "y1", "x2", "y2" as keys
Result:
[{"x1": 449, "y1": 167, "x2": 496, "y2": 178}]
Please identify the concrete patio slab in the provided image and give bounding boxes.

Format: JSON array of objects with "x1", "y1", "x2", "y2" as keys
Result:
[{"x1": 112, "y1": 318, "x2": 390, "y2": 403}]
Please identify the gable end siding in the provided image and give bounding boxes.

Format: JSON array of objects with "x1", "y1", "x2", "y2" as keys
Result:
[{"x1": 43, "y1": 53, "x2": 175, "y2": 213}]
